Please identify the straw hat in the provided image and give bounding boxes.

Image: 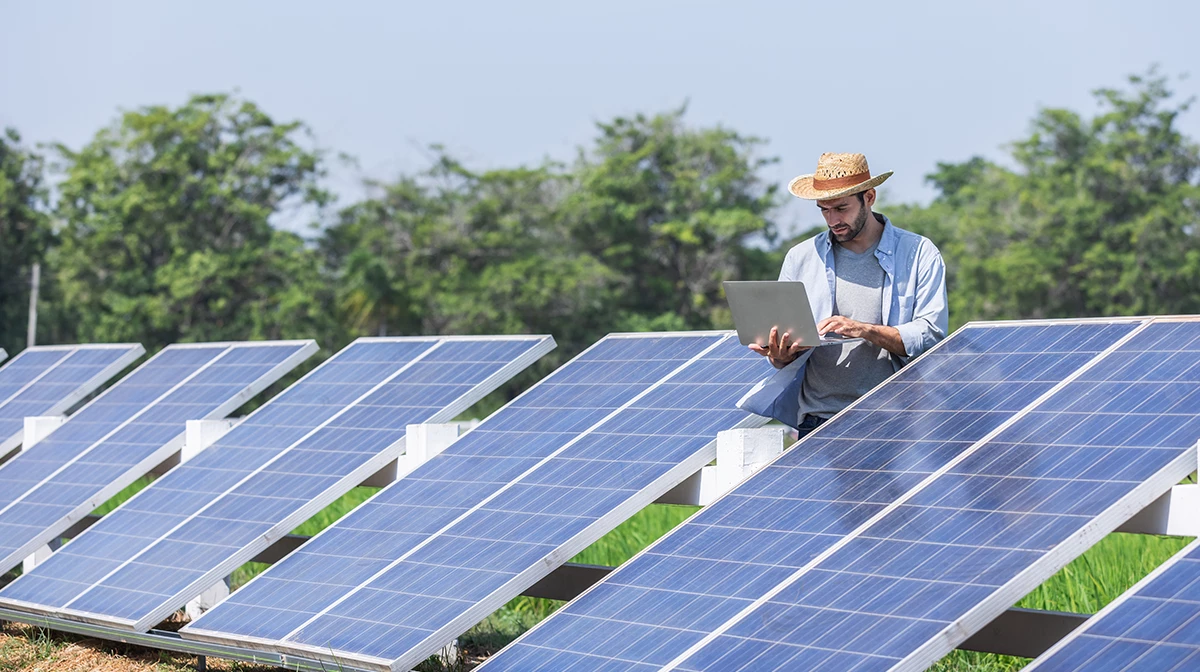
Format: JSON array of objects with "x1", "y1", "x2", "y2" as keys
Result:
[{"x1": 788, "y1": 152, "x2": 893, "y2": 200}]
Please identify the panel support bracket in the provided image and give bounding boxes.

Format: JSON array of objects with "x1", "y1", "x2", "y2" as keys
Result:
[
  {"x1": 22, "y1": 415, "x2": 66, "y2": 450},
  {"x1": 657, "y1": 426, "x2": 785, "y2": 506}
]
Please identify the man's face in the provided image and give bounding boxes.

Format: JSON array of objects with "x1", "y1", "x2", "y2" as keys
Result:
[{"x1": 817, "y1": 195, "x2": 869, "y2": 243}]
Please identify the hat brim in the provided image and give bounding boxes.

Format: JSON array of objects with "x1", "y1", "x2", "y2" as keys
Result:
[{"x1": 788, "y1": 170, "x2": 893, "y2": 201}]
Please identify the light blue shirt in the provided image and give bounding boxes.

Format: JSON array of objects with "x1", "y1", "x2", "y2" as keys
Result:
[{"x1": 737, "y1": 213, "x2": 949, "y2": 428}]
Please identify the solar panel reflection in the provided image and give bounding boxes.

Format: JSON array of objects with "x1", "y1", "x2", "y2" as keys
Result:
[
  {"x1": 0, "y1": 341, "x2": 315, "y2": 575},
  {"x1": 0, "y1": 336, "x2": 552, "y2": 633},
  {"x1": 181, "y1": 333, "x2": 765, "y2": 670},
  {"x1": 474, "y1": 320, "x2": 1154, "y2": 672}
]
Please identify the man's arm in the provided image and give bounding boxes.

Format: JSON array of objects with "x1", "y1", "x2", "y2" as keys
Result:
[
  {"x1": 817, "y1": 317, "x2": 906, "y2": 357},
  {"x1": 818, "y1": 241, "x2": 949, "y2": 359},
  {"x1": 893, "y1": 242, "x2": 949, "y2": 358}
]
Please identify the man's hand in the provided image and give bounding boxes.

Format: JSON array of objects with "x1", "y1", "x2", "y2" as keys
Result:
[
  {"x1": 748, "y1": 326, "x2": 812, "y2": 368},
  {"x1": 818, "y1": 316, "x2": 907, "y2": 357}
]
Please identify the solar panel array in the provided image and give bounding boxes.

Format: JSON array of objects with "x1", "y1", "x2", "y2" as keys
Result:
[
  {"x1": 0, "y1": 341, "x2": 316, "y2": 575},
  {"x1": 0, "y1": 335, "x2": 553, "y2": 631},
  {"x1": 0, "y1": 344, "x2": 144, "y2": 460},
  {"x1": 181, "y1": 332, "x2": 774, "y2": 670},
  {"x1": 477, "y1": 318, "x2": 1200, "y2": 672},
  {"x1": 1025, "y1": 538, "x2": 1200, "y2": 672}
]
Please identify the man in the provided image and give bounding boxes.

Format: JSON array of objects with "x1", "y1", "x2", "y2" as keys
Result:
[{"x1": 741, "y1": 152, "x2": 948, "y2": 435}]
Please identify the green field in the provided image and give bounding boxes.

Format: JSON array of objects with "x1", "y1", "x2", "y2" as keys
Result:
[{"x1": 55, "y1": 474, "x2": 1195, "y2": 671}]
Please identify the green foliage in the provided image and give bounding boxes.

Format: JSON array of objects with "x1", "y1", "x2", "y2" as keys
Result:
[
  {"x1": 0, "y1": 129, "x2": 52, "y2": 354},
  {"x1": 322, "y1": 155, "x2": 613, "y2": 359},
  {"x1": 565, "y1": 107, "x2": 779, "y2": 332},
  {"x1": 896, "y1": 70, "x2": 1200, "y2": 329},
  {"x1": 322, "y1": 108, "x2": 778, "y2": 360},
  {"x1": 49, "y1": 93, "x2": 337, "y2": 350}
]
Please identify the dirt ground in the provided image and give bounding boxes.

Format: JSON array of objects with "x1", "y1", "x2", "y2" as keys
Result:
[{"x1": 0, "y1": 619, "x2": 281, "y2": 672}]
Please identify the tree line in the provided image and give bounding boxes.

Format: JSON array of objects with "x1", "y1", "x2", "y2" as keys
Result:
[{"x1": 2, "y1": 71, "x2": 1198, "y2": 373}]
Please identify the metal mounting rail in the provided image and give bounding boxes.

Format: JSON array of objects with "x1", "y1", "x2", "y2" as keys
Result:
[{"x1": 0, "y1": 606, "x2": 374, "y2": 672}]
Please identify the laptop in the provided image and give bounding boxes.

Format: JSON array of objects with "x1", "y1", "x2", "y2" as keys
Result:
[{"x1": 723, "y1": 281, "x2": 863, "y2": 347}]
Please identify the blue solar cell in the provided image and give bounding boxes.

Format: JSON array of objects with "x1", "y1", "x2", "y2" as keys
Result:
[
  {"x1": 0, "y1": 341, "x2": 314, "y2": 575},
  {"x1": 0, "y1": 336, "x2": 552, "y2": 632},
  {"x1": 0, "y1": 345, "x2": 143, "y2": 455},
  {"x1": 473, "y1": 320, "x2": 1158, "y2": 672},
  {"x1": 1024, "y1": 530, "x2": 1200, "y2": 670},
  {"x1": 179, "y1": 333, "x2": 737, "y2": 651},
  {"x1": 570, "y1": 319, "x2": 1200, "y2": 672}
]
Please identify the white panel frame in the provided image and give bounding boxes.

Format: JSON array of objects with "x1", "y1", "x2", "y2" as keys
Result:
[
  {"x1": 1022, "y1": 537, "x2": 1200, "y2": 670},
  {"x1": 0, "y1": 340, "x2": 317, "y2": 575},
  {"x1": 469, "y1": 316, "x2": 1178, "y2": 672},
  {"x1": 892, "y1": 445, "x2": 1199, "y2": 672},
  {"x1": 270, "y1": 333, "x2": 781, "y2": 672},
  {"x1": 180, "y1": 331, "x2": 743, "y2": 659},
  {"x1": 26, "y1": 335, "x2": 553, "y2": 631},
  {"x1": 0, "y1": 343, "x2": 144, "y2": 460}
]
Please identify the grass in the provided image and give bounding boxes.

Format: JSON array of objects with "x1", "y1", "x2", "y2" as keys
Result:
[{"x1": 0, "y1": 619, "x2": 279, "y2": 672}]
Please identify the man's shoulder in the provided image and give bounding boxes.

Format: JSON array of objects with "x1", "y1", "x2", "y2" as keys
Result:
[{"x1": 884, "y1": 219, "x2": 943, "y2": 256}]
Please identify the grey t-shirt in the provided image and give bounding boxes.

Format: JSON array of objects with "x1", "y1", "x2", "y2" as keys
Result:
[{"x1": 798, "y1": 240, "x2": 895, "y2": 418}]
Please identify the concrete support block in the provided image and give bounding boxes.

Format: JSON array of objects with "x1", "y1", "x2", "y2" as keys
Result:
[
  {"x1": 715, "y1": 426, "x2": 786, "y2": 493},
  {"x1": 152, "y1": 418, "x2": 239, "y2": 475},
  {"x1": 658, "y1": 427, "x2": 785, "y2": 506},
  {"x1": 1117, "y1": 484, "x2": 1200, "y2": 537},
  {"x1": 405, "y1": 423, "x2": 461, "y2": 468},
  {"x1": 185, "y1": 577, "x2": 230, "y2": 621},
  {"x1": 22, "y1": 538, "x2": 61, "y2": 573},
  {"x1": 22, "y1": 415, "x2": 66, "y2": 450}
]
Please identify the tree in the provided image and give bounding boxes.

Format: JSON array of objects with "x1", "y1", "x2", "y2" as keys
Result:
[
  {"x1": 321, "y1": 153, "x2": 614, "y2": 357},
  {"x1": 50, "y1": 94, "x2": 338, "y2": 349},
  {"x1": 0, "y1": 128, "x2": 52, "y2": 354},
  {"x1": 564, "y1": 107, "x2": 779, "y2": 331},
  {"x1": 896, "y1": 70, "x2": 1200, "y2": 327}
]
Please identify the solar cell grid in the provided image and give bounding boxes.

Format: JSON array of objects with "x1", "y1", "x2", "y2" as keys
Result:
[
  {"x1": 1024, "y1": 538, "x2": 1200, "y2": 672},
  {"x1": 180, "y1": 333, "x2": 738, "y2": 655},
  {"x1": 0, "y1": 341, "x2": 316, "y2": 575},
  {"x1": 474, "y1": 319, "x2": 1156, "y2": 672},
  {"x1": 254, "y1": 336, "x2": 773, "y2": 669},
  {"x1": 0, "y1": 336, "x2": 553, "y2": 633},
  {"x1": 0, "y1": 345, "x2": 144, "y2": 460}
]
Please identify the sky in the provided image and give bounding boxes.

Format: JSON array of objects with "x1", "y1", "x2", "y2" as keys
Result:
[{"x1": 3, "y1": 0, "x2": 1198, "y2": 234}]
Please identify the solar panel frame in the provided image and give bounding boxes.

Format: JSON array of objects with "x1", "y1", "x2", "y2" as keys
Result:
[
  {"x1": 17, "y1": 335, "x2": 554, "y2": 632},
  {"x1": 273, "y1": 334, "x2": 770, "y2": 671},
  {"x1": 0, "y1": 340, "x2": 317, "y2": 575},
  {"x1": 1024, "y1": 537, "x2": 1200, "y2": 672},
  {"x1": 651, "y1": 319, "x2": 1162, "y2": 671},
  {"x1": 0, "y1": 344, "x2": 145, "y2": 461},
  {"x1": 471, "y1": 316, "x2": 1181, "y2": 672},
  {"x1": 179, "y1": 331, "x2": 756, "y2": 662},
  {"x1": 662, "y1": 317, "x2": 1199, "y2": 672},
  {"x1": 867, "y1": 318, "x2": 1200, "y2": 672}
]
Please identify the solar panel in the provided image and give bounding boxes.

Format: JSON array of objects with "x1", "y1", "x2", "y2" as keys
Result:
[
  {"x1": 1025, "y1": 538, "x2": 1200, "y2": 672},
  {"x1": 0, "y1": 340, "x2": 316, "y2": 576},
  {"x1": 179, "y1": 332, "x2": 770, "y2": 666},
  {"x1": 0, "y1": 335, "x2": 553, "y2": 632},
  {"x1": 0, "y1": 344, "x2": 145, "y2": 461},
  {"x1": 473, "y1": 319, "x2": 1173, "y2": 672}
]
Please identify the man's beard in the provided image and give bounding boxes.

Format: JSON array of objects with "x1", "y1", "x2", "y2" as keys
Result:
[{"x1": 831, "y1": 206, "x2": 870, "y2": 243}]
